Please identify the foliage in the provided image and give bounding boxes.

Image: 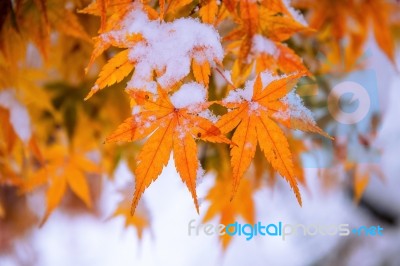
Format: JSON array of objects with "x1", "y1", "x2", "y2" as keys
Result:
[{"x1": 0, "y1": 0, "x2": 398, "y2": 251}]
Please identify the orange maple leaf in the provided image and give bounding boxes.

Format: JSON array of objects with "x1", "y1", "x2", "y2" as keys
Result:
[
  {"x1": 224, "y1": 0, "x2": 312, "y2": 84},
  {"x1": 216, "y1": 72, "x2": 330, "y2": 204},
  {"x1": 111, "y1": 185, "x2": 151, "y2": 239},
  {"x1": 21, "y1": 145, "x2": 99, "y2": 226},
  {"x1": 106, "y1": 85, "x2": 231, "y2": 214}
]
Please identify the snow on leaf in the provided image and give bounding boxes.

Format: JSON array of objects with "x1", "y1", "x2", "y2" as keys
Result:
[
  {"x1": 170, "y1": 82, "x2": 207, "y2": 109},
  {"x1": 272, "y1": 91, "x2": 332, "y2": 139},
  {"x1": 251, "y1": 34, "x2": 279, "y2": 59},
  {"x1": 250, "y1": 35, "x2": 311, "y2": 76},
  {"x1": 85, "y1": 3, "x2": 223, "y2": 99},
  {"x1": 281, "y1": 0, "x2": 308, "y2": 26}
]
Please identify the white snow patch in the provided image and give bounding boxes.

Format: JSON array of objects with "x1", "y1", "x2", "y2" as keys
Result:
[
  {"x1": 224, "y1": 83, "x2": 253, "y2": 103},
  {"x1": 134, "y1": 115, "x2": 141, "y2": 123},
  {"x1": 176, "y1": 125, "x2": 186, "y2": 140},
  {"x1": 198, "y1": 110, "x2": 219, "y2": 123},
  {"x1": 260, "y1": 71, "x2": 279, "y2": 87},
  {"x1": 249, "y1": 101, "x2": 266, "y2": 116},
  {"x1": 170, "y1": 82, "x2": 207, "y2": 109},
  {"x1": 251, "y1": 35, "x2": 279, "y2": 58},
  {"x1": 132, "y1": 106, "x2": 141, "y2": 115}
]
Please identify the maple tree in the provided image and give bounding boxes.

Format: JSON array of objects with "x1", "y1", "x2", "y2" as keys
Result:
[{"x1": 0, "y1": 0, "x2": 399, "y2": 254}]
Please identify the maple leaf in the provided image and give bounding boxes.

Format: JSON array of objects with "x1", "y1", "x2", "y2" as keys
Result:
[
  {"x1": 106, "y1": 84, "x2": 231, "y2": 214},
  {"x1": 288, "y1": 136, "x2": 308, "y2": 185},
  {"x1": 199, "y1": 0, "x2": 219, "y2": 24},
  {"x1": 0, "y1": 0, "x2": 92, "y2": 62},
  {"x1": 362, "y1": 0, "x2": 397, "y2": 66},
  {"x1": 237, "y1": 0, "x2": 259, "y2": 63},
  {"x1": 192, "y1": 59, "x2": 211, "y2": 86},
  {"x1": 204, "y1": 176, "x2": 255, "y2": 248},
  {"x1": 80, "y1": 0, "x2": 130, "y2": 32},
  {"x1": 216, "y1": 71, "x2": 330, "y2": 204},
  {"x1": 252, "y1": 37, "x2": 312, "y2": 76},
  {"x1": 85, "y1": 49, "x2": 135, "y2": 100},
  {"x1": 111, "y1": 185, "x2": 151, "y2": 239},
  {"x1": 21, "y1": 145, "x2": 99, "y2": 225},
  {"x1": 252, "y1": 134, "x2": 307, "y2": 188},
  {"x1": 203, "y1": 146, "x2": 255, "y2": 249},
  {"x1": 350, "y1": 160, "x2": 384, "y2": 203},
  {"x1": 0, "y1": 104, "x2": 43, "y2": 189},
  {"x1": 223, "y1": 0, "x2": 312, "y2": 84},
  {"x1": 112, "y1": 203, "x2": 151, "y2": 239}
]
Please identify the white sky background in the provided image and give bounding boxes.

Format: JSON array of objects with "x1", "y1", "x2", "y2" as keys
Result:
[{"x1": 2, "y1": 40, "x2": 400, "y2": 266}]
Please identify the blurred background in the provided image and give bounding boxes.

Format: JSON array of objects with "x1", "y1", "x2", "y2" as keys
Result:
[{"x1": 1, "y1": 0, "x2": 400, "y2": 265}]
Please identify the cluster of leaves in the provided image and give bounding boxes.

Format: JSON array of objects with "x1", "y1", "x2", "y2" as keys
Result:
[
  {"x1": 0, "y1": 0, "x2": 145, "y2": 247},
  {"x1": 0, "y1": 0, "x2": 399, "y2": 252},
  {"x1": 294, "y1": 0, "x2": 400, "y2": 72},
  {"x1": 81, "y1": 1, "x2": 331, "y2": 215}
]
